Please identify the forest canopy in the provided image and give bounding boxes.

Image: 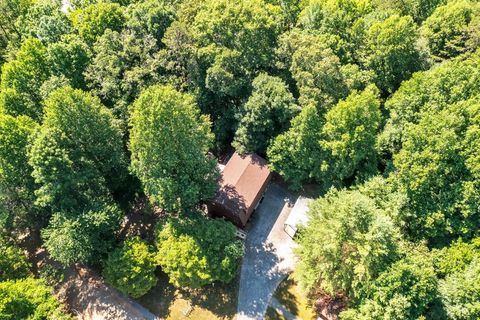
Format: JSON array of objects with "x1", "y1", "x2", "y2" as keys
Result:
[{"x1": 0, "y1": 0, "x2": 479, "y2": 318}]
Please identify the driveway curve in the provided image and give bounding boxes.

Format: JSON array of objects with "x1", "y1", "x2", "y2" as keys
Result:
[{"x1": 237, "y1": 183, "x2": 297, "y2": 320}]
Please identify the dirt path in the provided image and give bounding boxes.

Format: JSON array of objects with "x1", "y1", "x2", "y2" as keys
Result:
[
  {"x1": 57, "y1": 266, "x2": 160, "y2": 320},
  {"x1": 236, "y1": 183, "x2": 297, "y2": 320}
]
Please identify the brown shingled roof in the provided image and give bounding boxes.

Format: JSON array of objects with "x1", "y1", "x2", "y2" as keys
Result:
[{"x1": 209, "y1": 152, "x2": 272, "y2": 227}]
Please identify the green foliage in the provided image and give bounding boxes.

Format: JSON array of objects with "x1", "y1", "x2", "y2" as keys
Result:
[
  {"x1": 42, "y1": 204, "x2": 122, "y2": 265},
  {"x1": 155, "y1": 216, "x2": 243, "y2": 288},
  {"x1": 421, "y1": 0, "x2": 480, "y2": 60},
  {"x1": 129, "y1": 85, "x2": 218, "y2": 213},
  {"x1": 320, "y1": 85, "x2": 381, "y2": 184},
  {"x1": 0, "y1": 38, "x2": 50, "y2": 120},
  {"x1": 295, "y1": 188, "x2": 400, "y2": 301},
  {"x1": 393, "y1": 99, "x2": 480, "y2": 245},
  {"x1": 232, "y1": 73, "x2": 298, "y2": 155},
  {"x1": 0, "y1": 114, "x2": 38, "y2": 230},
  {"x1": 361, "y1": 15, "x2": 423, "y2": 93},
  {"x1": 341, "y1": 246, "x2": 439, "y2": 320},
  {"x1": 379, "y1": 49, "x2": 480, "y2": 154},
  {"x1": 85, "y1": 29, "x2": 165, "y2": 121},
  {"x1": 15, "y1": 0, "x2": 72, "y2": 44},
  {"x1": 0, "y1": 238, "x2": 30, "y2": 281},
  {"x1": 70, "y1": 2, "x2": 125, "y2": 44},
  {"x1": 439, "y1": 257, "x2": 480, "y2": 320},
  {"x1": 371, "y1": 0, "x2": 446, "y2": 23},
  {"x1": 298, "y1": 0, "x2": 373, "y2": 63},
  {"x1": 28, "y1": 86, "x2": 126, "y2": 211},
  {"x1": 47, "y1": 34, "x2": 90, "y2": 89},
  {"x1": 104, "y1": 237, "x2": 157, "y2": 298},
  {"x1": 267, "y1": 105, "x2": 324, "y2": 190},
  {"x1": 0, "y1": 277, "x2": 72, "y2": 319},
  {"x1": 125, "y1": 0, "x2": 174, "y2": 41},
  {"x1": 433, "y1": 237, "x2": 480, "y2": 277}
]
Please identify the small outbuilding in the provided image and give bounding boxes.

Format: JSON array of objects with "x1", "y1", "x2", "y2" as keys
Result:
[
  {"x1": 284, "y1": 196, "x2": 312, "y2": 238},
  {"x1": 208, "y1": 152, "x2": 272, "y2": 227}
]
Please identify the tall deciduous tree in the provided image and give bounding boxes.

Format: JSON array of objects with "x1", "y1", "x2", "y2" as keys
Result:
[
  {"x1": 267, "y1": 104, "x2": 324, "y2": 190},
  {"x1": 70, "y1": 2, "x2": 125, "y2": 44},
  {"x1": 129, "y1": 85, "x2": 218, "y2": 212},
  {"x1": 421, "y1": 0, "x2": 480, "y2": 60},
  {"x1": 362, "y1": 15, "x2": 423, "y2": 93},
  {"x1": 0, "y1": 38, "x2": 50, "y2": 120},
  {"x1": 320, "y1": 85, "x2": 381, "y2": 184},
  {"x1": 393, "y1": 98, "x2": 480, "y2": 246},
  {"x1": 295, "y1": 188, "x2": 400, "y2": 301},
  {"x1": 0, "y1": 115, "x2": 38, "y2": 230},
  {"x1": 28, "y1": 86, "x2": 126, "y2": 212},
  {"x1": 232, "y1": 73, "x2": 298, "y2": 155}
]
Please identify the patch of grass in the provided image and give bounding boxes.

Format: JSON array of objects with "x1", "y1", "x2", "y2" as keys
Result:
[
  {"x1": 137, "y1": 271, "x2": 238, "y2": 320},
  {"x1": 273, "y1": 274, "x2": 315, "y2": 320}
]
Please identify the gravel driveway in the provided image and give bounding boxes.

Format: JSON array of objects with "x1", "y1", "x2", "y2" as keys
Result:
[{"x1": 236, "y1": 183, "x2": 297, "y2": 320}]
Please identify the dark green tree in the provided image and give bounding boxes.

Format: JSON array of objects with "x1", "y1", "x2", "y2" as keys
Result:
[
  {"x1": 0, "y1": 115, "x2": 38, "y2": 230},
  {"x1": 28, "y1": 86, "x2": 126, "y2": 212},
  {"x1": 232, "y1": 73, "x2": 299, "y2": 155}
]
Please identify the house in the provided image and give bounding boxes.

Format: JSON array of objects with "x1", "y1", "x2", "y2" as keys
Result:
[
  {"x1": 208, "y1": 152, "x2": 272, "y2": 227},
  {"x1": 284, "y1": 196, "x2": 312, "y2": 238}
]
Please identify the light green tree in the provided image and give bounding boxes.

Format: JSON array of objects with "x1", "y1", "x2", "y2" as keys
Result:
[
  {"x1": 421, "y1": 0, "x2": 480, "y2": 60},
  {"x1": 295, "y1": 188, "x2": 400, "y2": 301},
  {"x1": 129, "y1": 85, "x2": 218, "y2": 212},
  {"x1": 155, "y1": 216, "x2": 243, "y2": 288},
  {"x1": 104, "y1": 237, "x2": 157, "y2": 298}
]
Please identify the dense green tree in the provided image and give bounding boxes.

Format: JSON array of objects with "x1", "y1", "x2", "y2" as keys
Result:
[
  {"x1": 0, "y1": 238, "x2": 30, "y2": 281},
  {"x1": 188, "y1": 0, "x2": 282, "y2": 97},
  {"x1": 232, "y1": 73, "x2": 298, "y2": 155},
  {"x1": 42, "y1": 204, "x2": 122, "y2": 265},
  {"x1": 421, "y1": 0, "x2": 480, "y2": 60},
  {"x1": 0, "y1": 0, "x2": 31, "y2": 61},
  {"x1": 378, "y1": 49, "x2": 480, "y2": 154},
  {"x1": 85, "y1": 29, "x2": 165, "y2": 121},
  {"x1": 47, "y1": 34, "x2": 90, "y2": 89},
  {"x1": 155, "y1": 216, "x2": 243, "y2": 288},
  {"x1": 28, "y1": 86, "x2": 126, "y2": 212},
  {"x1": 125, "y1": 0, "x2": 174, "y2": 41},
  {"x1": 439, "y1": 257, "x2": 480, "y2": 320},
  {"x1": 129, "y1": 85, "x2": 218, "y2": 212},
  {"x1": 0, "y1": 38, "x2": 50, "y2": 120},
  {"x1": 70, "y1": 2, "x2": 125, "y2": 44},
  {"x1": 341, "y1": 246, "x2": 439, "y2": 320},
  {"x1": 433, "y1": 237, "x2": 480, "y2": 277},
  {"x1": 103, "y1": 237, "x2": 157, "y2": 298},
  {"x1": 295, "y1": 188, "x2": 400, "y2": 301},
  {"x1": 371, "y1": 0, "x2": 446, "y2": 23},
  {"x1": 0, "y1": 115, "x2": 38, "y2": 230},
  {"x1": 361, "y1": 15, "x2": 423, "y2": 93},
  {"x1": 15, "y1": 0, "x2": 72, "y2": 44},
  {"x1": 393, "y1": 99, "x2": 480, "y2": 245},
  {"x1": 320, "y1": 85, "x2": 381, "y2": 184},
  {"x1": 298, "y1": 0, "x2": 373, "y2": 63},
  {"x1": 0, "y1": 278, "x2": 72, "y2": 320},
  {"x1": 267, "y1": 105, "x2": 324, "y2": 190}
]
